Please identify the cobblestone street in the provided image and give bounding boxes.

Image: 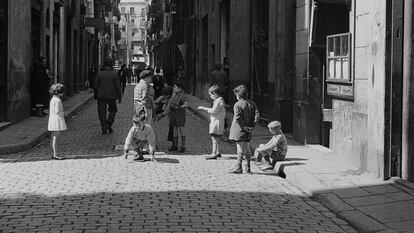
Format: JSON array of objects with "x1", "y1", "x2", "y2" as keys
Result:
[{"x1": 0, "y1": 86, "x2": 357, "y2": 233}]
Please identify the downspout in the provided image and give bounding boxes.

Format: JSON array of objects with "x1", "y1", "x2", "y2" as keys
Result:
[
  {"x1": 402, "y1": 0, "x2": 414, "y2": 181},
  {"x1": 250, "y1": 0, "x2": 254, "y2": 98}
]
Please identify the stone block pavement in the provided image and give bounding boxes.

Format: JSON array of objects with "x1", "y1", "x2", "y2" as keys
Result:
[
  {"x1": 0, "y1": 86, "x2": 412, "y2": 232},
  {"x1": 0, "y1": 90, "x2": 94, "y2": 155},
  {"x1": 186, "y1": 94, "x2": 414, "y2": 233},
  {"x1": 0, "y1": 86, "x2": 358, "y2": 233}
]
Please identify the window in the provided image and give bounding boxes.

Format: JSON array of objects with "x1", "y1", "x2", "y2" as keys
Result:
[
  {"x1": 326, "y1": 33, "x2": 353, "y2": 99},
  {"x1": 131, "y1": 18, "x2": 135, "y2": 24},
  {"x1": 122, "y1": 25, "x2": 126, "y2": 32},
  {"x1": 121, "y1": 7, "x2": 125, "y2": 13},
  {"x1": 130, "y1": 7, "x2": 135, "y2": 14}
]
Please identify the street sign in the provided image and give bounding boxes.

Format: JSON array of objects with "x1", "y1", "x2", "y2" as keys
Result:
[{"x1": 84, "y1": 17, "x2": 105, "y2": 29}]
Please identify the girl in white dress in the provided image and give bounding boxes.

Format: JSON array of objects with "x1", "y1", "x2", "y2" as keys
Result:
[
  {"x1": 197, "y1": 85, "x2": 226, "y2": 159},
  {"x1": 48, "y1": 83, "x2": 67, "y2": 160}
]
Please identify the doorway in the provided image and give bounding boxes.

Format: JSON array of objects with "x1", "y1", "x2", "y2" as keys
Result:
[
  {"x1": 0, "y1": 1, "x2": 6, "y2": 122},
  {"x1": 384, "y1": 0, "x2": 403, "y2": 179},
  {"x1": 309, "y1": 0, "x2": 350, "y2": 146}
]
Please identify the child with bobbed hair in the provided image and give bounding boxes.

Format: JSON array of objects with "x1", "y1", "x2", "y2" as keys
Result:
[
  {"x1": 255, "y1": 121, "x2": 288, "y2": 171},
  {"x1": 197, "y1": 85, "x2": 226, "y2": 159},
  {"x1": 48, "y1": 83, "x2": 67, "y2": 160}
]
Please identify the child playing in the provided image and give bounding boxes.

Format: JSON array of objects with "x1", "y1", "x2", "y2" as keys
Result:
[
  {"x1": 134, "y1": 70, "x2": 154, "y2": 124},
  {"x1": 154, "y1": 85, "x2": 173, "y2": 116},
  {"x1": 255, "y1": 121, "x2": 288, "y2": 171},
  {"x1": 228, "y1": 85, "x2": 260, "y2": 174},
  {"x1": 156, "y1": 81, "x2": 188, "y2": 152},
  {"x1": 124, "y1": 113, "x2": 157, "y2": 162},
  {"x1": 48, "y1": 83, "x2": 67, "y2": 160},
  {"x1": 197, "y1": 85, "x2": 226, "y2": 160}
]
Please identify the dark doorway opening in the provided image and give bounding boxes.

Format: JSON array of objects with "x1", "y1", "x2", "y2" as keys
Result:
[
  {"x1": 309, "y1": 1, "x2": 350, "y2": 146},
  {"x1": 384, "y1": 0, "x2": 403, "y2": 179}
]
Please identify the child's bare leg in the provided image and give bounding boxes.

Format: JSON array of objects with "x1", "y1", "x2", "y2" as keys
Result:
[
  {"x1": 243, "y1": 142, "x2": 252, "y2": 173},
  {"x1": 229, "y1": 142, "x2": 243, "y2": 173},
  {"x1": 51, "y1": 131, "x2": 62, "y2": 159},
  {"x1": 178, "y1": 127, "x2": 186, "y2": 152},
  {"x1": 212, "y1": 136, "x2": 218, "y2": 155},
  {"x1": 216, "y1": 135, "x2": 222, "y2": 155}
]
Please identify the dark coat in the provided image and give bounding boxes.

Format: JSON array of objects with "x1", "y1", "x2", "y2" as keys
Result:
[
  {"x1": 94, "y1": 67, "x2": 122, "y2": 100},
  {"x1": 211, "y1": 70, "x2": 228, "y2": 94},
  {"x1": 229, "y1": 99, "x2": 260, "y2": 142}
]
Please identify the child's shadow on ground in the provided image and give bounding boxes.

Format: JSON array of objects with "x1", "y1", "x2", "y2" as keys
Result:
[
  {"x1": 128, "y1": 158, "x2": 180, "y2": 164},
  {"x1": 156, "y1": 157, "x2": 179, "y2": 164}
]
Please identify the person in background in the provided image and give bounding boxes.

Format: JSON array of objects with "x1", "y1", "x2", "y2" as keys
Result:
[
  {"x1": 118, "y1": 64, "x2": 127, "y2": 95},
  {"x1": 94, "y1": 58, "x2": 122, "y2": 134},
  {"x1": 88, "y1": 65, "x2": 97, "y2": 93},
  {"x1": 211, "y1": 63, "x2": 228, "y2": 99}
]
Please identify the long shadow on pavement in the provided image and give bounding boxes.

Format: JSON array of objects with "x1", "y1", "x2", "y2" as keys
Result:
[{"x1": 0, "y1": 190, "x2": 357, "y2": 233}]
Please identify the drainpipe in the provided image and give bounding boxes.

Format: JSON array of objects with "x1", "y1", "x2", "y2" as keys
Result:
[{"x1": 402, "y1": 0, "x2": 414, "y2": 181}]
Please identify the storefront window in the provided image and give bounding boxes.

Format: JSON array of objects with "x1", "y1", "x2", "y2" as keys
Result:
[{"x1": 326, "y1": 33, "x2": 353, "y2": 99}]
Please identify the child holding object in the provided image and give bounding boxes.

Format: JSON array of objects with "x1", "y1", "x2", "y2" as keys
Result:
[
  {"x1": 255, "y1": 121, "x2": 288, "y2": 171},
  {"x1": 197, "y1": 85, "x2": 226, "y2": 160},
  {"x1": 156, "y1": 81, "x2": 188, "y2": 152},
  {"x1": 124, "y1": 113, "x2": 157, "y2": 162},
  {"x1": 228, "y1": 85, "x2": 260, "y2": 174},
  {"x1": 48, "y1": 83, "x2": 67, "y2": 160}
]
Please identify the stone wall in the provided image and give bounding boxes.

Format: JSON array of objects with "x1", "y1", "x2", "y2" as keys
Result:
[
  {"x1": 7, "y1": 0, "x2": 32, "y2": 122},
  {"x1": 331, "y1": 0, "x2": 386, "y2": 177}
]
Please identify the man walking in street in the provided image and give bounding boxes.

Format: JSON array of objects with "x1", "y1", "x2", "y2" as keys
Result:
[
  {"x1": 210, "y1": 63, "x2": 228, "y2": 99},
  {"x1": 94, "y1": 58, "x2": 122, "y2": 134}
]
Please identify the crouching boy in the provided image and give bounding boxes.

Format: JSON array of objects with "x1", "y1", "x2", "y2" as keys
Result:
[
  {"x1": 124, "y1": 113, "x2": 157, "y2": 162},
  {"x1": 255, "y1": 121, "x2": 287, "y2": 171}
]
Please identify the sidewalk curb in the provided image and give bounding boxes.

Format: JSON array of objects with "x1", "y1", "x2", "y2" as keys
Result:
[
  {"x1": 0, "y1": 94, "x2": 94, "y2": 155},
  {"x1": 187, "y1": 103, "x2": 393, "y2": 233},
  {"x1": 313, "y1": 192, "x2": 387, "y2": 233}
]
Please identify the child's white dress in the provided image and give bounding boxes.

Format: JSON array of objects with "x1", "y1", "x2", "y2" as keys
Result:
[
  {"x1": 48, "y1": 96, "x2": 67, "y2": 131},
  {"x1": 207, "y1": 97, "x2": 226, "y2": 135}
]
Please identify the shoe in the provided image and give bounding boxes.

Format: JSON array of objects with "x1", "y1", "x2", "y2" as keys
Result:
[
  {"x1": 216, "y1": 154, "x2": 222, "y2": 158},
  {"x1": 108, "y1": 126, "x2": 113, "y2": 133},
  {"x1": 244, "y1": 164, "x2": 251, "y2": 174},
  {"x1": 260, "y1": 163, "x2": 273, "y2": 171},
  {"x1": 51, "y1": 155, "x2": 65, "y2": 160},
  {"x1": 178, "y1": 147, "x2": 185, "y2": 153},
  {"x1": 141, "y1": 150, "x2": 150, "y2": 155},
  {"x1": 228, "y1": 164, "x2": 242, "y2": 174},
  {"x1": 205, "y1": 154, "x2": 220, "y2": 160},
  {"x1": 133, "y1": 154, "x2": 144, "y2": 161}
]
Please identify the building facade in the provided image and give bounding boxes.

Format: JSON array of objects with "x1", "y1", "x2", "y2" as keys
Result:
[
  {"x1": 118, "y1": 0, "x2": 149, "y2": 65},
  {"x1": 150, "y1": 0, "x2": 414, "y2": 182},
  {"x1": 1, "y1": 0, "x2": 119, "y2": 124}
]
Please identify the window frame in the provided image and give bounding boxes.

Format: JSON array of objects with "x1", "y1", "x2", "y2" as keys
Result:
[{"x1": 326, "y1": 32, "x2": 353, "y2": 99}]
